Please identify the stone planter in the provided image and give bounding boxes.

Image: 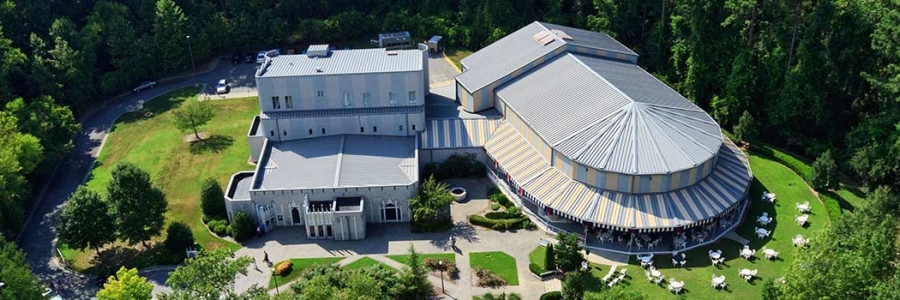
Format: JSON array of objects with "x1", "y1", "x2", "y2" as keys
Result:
[{"x1": 450, "y1": 187, "x2": 467, "y2": 202}]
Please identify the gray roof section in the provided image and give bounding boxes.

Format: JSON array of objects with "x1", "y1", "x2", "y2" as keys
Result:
[
  {"x1": 456, "y1": 21, "x2": 639, "y2": 93},
  {"x1": 496, "y1": 53, "x2": 721, "y2": 175},
  {"x1": 308, "y1": 44, "x2": 329, "y2": 52},
  {"x1": 426, "y1": 85, "x2": 502, "y2": 119},
  {"x1": 538, "y1": 22, "x2": 638, "y2": 57},
  {"x1": 254, "y1": 135, "x2": 417, "y2": 190},
  {"x1": 257, "y1": 48, "x2": 422, "y2": 77},
  {"x1": 232, "y1": 174, "x2": 253, "y2": 200}
]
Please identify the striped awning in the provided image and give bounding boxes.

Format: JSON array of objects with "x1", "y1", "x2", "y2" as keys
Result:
[
  {"x1": 485, "y1": 121, "x2": 752, "y2": 231},
  {"x1": 421, "y1": 118, "x2": 501, "y2": 149}
]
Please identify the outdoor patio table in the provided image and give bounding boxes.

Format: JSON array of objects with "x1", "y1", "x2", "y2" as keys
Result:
[
  {"x1": 763, "y1": 249, "x2": 777, "y2": 257},
  {"x1": 741, "y1": 249, "x2": 754, "y2": 257},
  {"x1": 640, "y1": 256, "x2": 652, "y2": 263},
  {"x1": 758, "y1": 215, "x2": 771, "y2": 224},
  {"x1": 651, "y1": 269, "x2": 662, "y2": 277},
  {"x1": 640, "y1": 234, "x2": 652, "y2": 242},
  {"x1": 756, "y1": 228, "x2": 769, "y2": 236},
  {"x1": 798, "y1": 203, "x2": 810, "y2": 212},
  {"x1": 713, "y1": 276, "x2": 726, "y2": 285},
  {"x1": 710, "y1": 251, "x2": 721, "y2": 259}
]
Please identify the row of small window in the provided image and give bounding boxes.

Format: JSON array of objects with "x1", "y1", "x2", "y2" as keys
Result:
[
  {"x1": 271, "y1": 91, "x2": 417, "y2": 109},
  {"x1": 269, "y1": 124, "x2": 417, "y2": 136}
]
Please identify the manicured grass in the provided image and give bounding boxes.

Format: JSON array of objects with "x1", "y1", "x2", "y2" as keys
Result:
[
  {"x1": 529, "y1": 245, "x2": 548, "y2": 272},
  {"x1": 269, "y1": 257, "x2": 345, "y2": 289},
  {"x1": 72, "y1": 87, "x2": 257, "y2": 271},
  {"x1": 444, "y1": 48, "x2": 472, "y2": 70},
  {"x1": 587, "y1": 153, "x2": 827, "y2": 299},
  {"x1": 342, "y1": 256, "x2": 388, "y2": 270},
  {"x1": 469, "y1": 251, "x2": 519, "y2": 286},
  {"x1": 386, "y1": 253, "x2": 456, "y2": 267}
]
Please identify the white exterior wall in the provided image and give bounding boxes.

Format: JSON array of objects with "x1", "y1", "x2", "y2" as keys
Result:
[
  {"x1": 268, "y1": 113, "x2": 422, "y2": 141},
  {"x1": 246, "y1": 184, "x2": 416, "y2": 227},
  {"x1": 257, "y1": 70, "x2": 426, "y2": 112},
  {"x1": 419, "y1": 148, "x2": 487, "y2": 166}
]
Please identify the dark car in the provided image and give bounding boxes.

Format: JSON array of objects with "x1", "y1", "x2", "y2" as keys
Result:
[
  {"x1": 231, "y1": 52, "x2": 241, "y2": 64},
  {"x1": 244, "y1": 52, "x2": 254, "y2": 63}
]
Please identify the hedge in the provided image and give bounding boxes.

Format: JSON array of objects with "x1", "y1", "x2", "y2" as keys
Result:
[
  {"x1": 488, "y1": 188, "x2": 513, "y2": 208},
  {"x1": 486, "y1": 211, "x2": 522, "y2": 220},
  {"x1": 468, "y1": 215, "x2": 533, "y2": 230},
  {"x1": 540, "y1": 291, "x2": 562, "y2": 300}
]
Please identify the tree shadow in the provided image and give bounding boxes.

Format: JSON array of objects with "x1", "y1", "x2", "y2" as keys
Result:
[
  {"x1": 85, "y1": 243, "x2": 185, "y2": 275},
  {"x1": 189, "y1": 134, "x2": 234, "y2": 154}
]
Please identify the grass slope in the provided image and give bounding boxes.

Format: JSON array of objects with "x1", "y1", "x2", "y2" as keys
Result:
[
  {"x1": 269, "y1": 257, "x2": 345, "y2": 289},
  {"x1": 444, "y1": 48, "x2": 472, "y2": 70},
  {"x1": 529, "y1": 245, "x2": 548, "y2": 272},
  {"x1": 386, "y1": 253, "x2": 456, "y2": 267},
  {"x1": 587, "y1": 153, "x2": 827, "y2": 299},
  {"x1": 73, "y1": 87, "x2": 258, "y2": 270},
  {"x1": 470, "y1": 251, "x2": 519, "y2": 286},
  {"x1": 342, "y1": 256, "x2": 388, "y2": 270}
]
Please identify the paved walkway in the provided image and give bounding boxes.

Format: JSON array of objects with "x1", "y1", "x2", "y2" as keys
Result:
[
  {"x1": 724, "y1": 231, "x2": 751, "y2": 245},
  {"x1": 231, "y1": 179, "x2": 551, "y2": 300}
]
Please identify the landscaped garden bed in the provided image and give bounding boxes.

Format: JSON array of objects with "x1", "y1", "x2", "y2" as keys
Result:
[
  {"x1": 341, "y1": 256, "x2": 388, "y2": 270},
  {"x1": 469, "y1": 251, "x2": 519, "y2": 286},
  {"x1": 269, "y1": 257, "x2": 344, "y2": 289}
]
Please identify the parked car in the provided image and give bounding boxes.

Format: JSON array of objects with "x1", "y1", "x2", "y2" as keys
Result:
[
  {"x1": 256, "y1": 51, "x2": 267, "y2": 64},
  {"x1": 43, "y1": 288, "x2": 63, "y2": 300},
  {"x1": 231, "y1": 52, "x2": 241, "y2": 64},
  {"x1": 132, "y1": 80, "x2": 156, "y2": 92},
  {"x1": 244, "y1": 52, "x2": 254, "y2": 63},
  {"x1": 216, "y1": 79, "x2": 229, "y2": 94}
]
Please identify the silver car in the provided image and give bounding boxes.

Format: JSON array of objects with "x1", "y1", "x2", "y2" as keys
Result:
[{"x1": 133, "y1": 81, "x2": 157, "y2": 92}]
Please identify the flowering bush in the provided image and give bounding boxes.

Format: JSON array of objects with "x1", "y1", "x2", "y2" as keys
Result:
[{"x1": 274, "y1": 260, "x2": 293, "y2": 276}]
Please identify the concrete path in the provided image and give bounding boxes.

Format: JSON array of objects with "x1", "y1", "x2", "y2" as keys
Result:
[
  {"x1": 15, "y1": 56, "x2": 263, "y2": 300},
  {"x1": 724, "y1": 231, "x2": 750, "y2": 245}
]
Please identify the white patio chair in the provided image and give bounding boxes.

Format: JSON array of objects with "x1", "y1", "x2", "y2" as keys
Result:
[
  {"x1": 656, "y1": 275, "x2": 666, "y2": 284},
  {"x1": 679, "y1": 260, "x2": 686, "y2": 267},
  {"x1": 619, "y1": 268, "x2": 627, "y2": 276}
]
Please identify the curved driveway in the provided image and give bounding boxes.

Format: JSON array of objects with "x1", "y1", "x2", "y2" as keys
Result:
[{"x1": 16, "y1": 59, "x2": 258, "y2": 300}]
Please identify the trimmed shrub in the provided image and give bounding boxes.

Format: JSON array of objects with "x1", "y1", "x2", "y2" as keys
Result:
[
  {"x1": 230, "y1": 211, "x2": 255, "y2": 242},
  {"x1": 207, "y1": 219, "x2": 229, "y2": 235},
  {"x1": 164, "y1": 221, "x2": 195, "y2": 252},
  {"x1": 488, "y1": 189, "x2": 514, "y2": 208},
  {"x1": 274, "y1": 260, "x2": 293, "y2": 276},
  {"x1": 474, "y1": 267, "x2": 507, "y2": 287},
  {"x1": 545, "y1": 244, "x2": 556, "y2": 271},
  {"x1": 200, "y1": 177, "x2": 227, "y2": 220},
  {"x1": 486, "y1": 211, "x2": 521, "y2": 220},
  {"x1": 540, "y1": 291, "x2": 563, "y2": 300},
  {"x1": 529, "y1": 263, "x2": 543, "y2": 276},
  {"x1": 469, "y1": 215, "x2": 530, "y2": 231},
  {"x1": 490, "y1": 202, "x2": 501, "y2": 211}
]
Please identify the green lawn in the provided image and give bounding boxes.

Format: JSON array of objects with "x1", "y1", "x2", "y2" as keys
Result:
[
  {"x1": 386, "y1": 253, "x2": 456, "y2": 267},
  {"x1": 587, "y1": 153, "x2": 828, "y2": 299},
  {"x1": 529, "y1": 245, "x2": 548, "y2": 272},
  {"x1": 269, "y1": 257, "x2": 345, "y2": 289},
  {"x1": 72, "y1": 87, "x2": 257, "y2": 271},
  {"x1": 342, "y1": 256, "x2": 389, "y2": 270},
  {"x1": 469, "y1": 251, "x2": 519, "y2": 286},
  {"x1": 444, "y1": 48, "x2": 472, "y2": 70}
]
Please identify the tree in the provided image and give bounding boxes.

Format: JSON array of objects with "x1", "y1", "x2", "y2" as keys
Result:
[
  {"x1": 230, "y1": 211, "x2": 255, "y2": 242},
  {"x1": 393, "y1": 245, "x2": 432, "y2": 299},
  {"x1": 733, "y1": 110, "x2": 757, "y2": 143},
  {"x1": 152, "y1": 0, "x2": 189, "y2": 73},
  {"x1": 810, "y1": 150, "x2": 839, "y2": 190},
  {"x1": 4, "y1": 96, "x2": 80, "y2": 167},
  {"x1": 545, "y1": 244, "x2": 556, "y2": 271},
  {"x1": 161, "y1": 248, "x2": 252, "y2": 300},
  {"x1": 409, "y1": 175, "x2": 453, "y2": 224},
  {"x1": 164, "y1": 221, "x2": 194, "y2": 253},
  {"x1": 0, "y1": 113, "x2": 43, "y2": 237},
  {"x1": 200, "y1": 177, "x2": 226, "y2": 220},
  {"x1": 0, "y1": 24, "x2": 25, "y2": 102},
  {"x1": 562, "y1": 270, "x2": 585, "y2": 300},
  {"x1": 554, "y1": 233, "x2": 583, "y2": 273},
  {"x1": 172, "y1": 100, "x2": 215, "y2": 141},
  {"x1": 0, "y1": 234, "x2": 43, "y2": 300},
  {"x1": 57, "y1": 186, "x2": 116, "y2": 255},
  {"x1": 96, "y1": 267, "x2": 153, "y2": 300},
  {"x1": 107, "y1": 162, "x2": 168, "y2": 247}
]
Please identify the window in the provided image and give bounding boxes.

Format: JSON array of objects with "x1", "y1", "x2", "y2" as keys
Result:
[
  {"x1": 271, "y1": 96, "x2": 281, "y2": 109},
  {"x1": 360, "y1": 127, "x2": 365, "y2": 133},
  {"x1": 321, "y1": 128, "x2": 326, "y2": 134},
  {"x1": 270, "y1": 131, "x2": 274, "y2": 136},
  {"x1": 412, "y1": 124, "x2": 416, "y2": 131},
  {"x1": 317, "y1": 90, "x2": 324, "y2": 97},
  {"x1": 343, "y1": 93, "x2": 352, "y2": 107},
  {"x1": 399, "y1": 125, "x2": 403, "y2": 131},
  {"x1": 373, "y1": 126, "x2": 377, "y2": 132},
  {"x1": 309, "y1": 129, "x2": 313, "y2": 135},
  {"x1": 283, "y1": 130, "x2": 287, "y2": 136},
  {"x1": 389, "y1": 91, "x2": 398, "y2": 105},
  {"x1": 285, "y1": 96, "x2": 294, "y2": 109},
  {"x1": 362, "y1": 93, "x2": 372, "y2": 107},
  {"x1": 408, "y1": 91, "x2": 416, "y2": 104}
]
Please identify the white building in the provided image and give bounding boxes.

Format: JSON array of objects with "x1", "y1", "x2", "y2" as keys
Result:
[{"x1": 225, "y1": 44, "x2": 428, "y2": 240}]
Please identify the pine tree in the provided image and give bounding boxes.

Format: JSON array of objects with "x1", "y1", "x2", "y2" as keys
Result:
[{"x1": 545, "y1": 244, "x2": 556, "y2": 271}]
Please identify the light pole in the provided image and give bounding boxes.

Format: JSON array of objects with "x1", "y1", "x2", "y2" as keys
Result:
[
  {"x1": 438, "y1": 260, "x2": 445, "y2": 294},
  {"x1": 271, "y1": 267, "x2": 280, "y2": 294},
  {"x1": 186, "y1": 35, "x2": 196, "y2": 84}
]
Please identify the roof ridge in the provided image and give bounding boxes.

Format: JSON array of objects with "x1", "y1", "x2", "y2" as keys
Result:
[
  {"x1": 597, "y1": 104, "x2": 635, "y2": 169},
  {"x1": 647, "y1": 108, "x2": 717, "y2": 164},
  {"x1": 641, "y1": 106, "x2": 694, "y2": 171},
  {"x1": 571, "y1": 109, "x2": 626, "y2": 159},
  {"x1": 633, "y1": 106, "x2": 672, "y2": 173},
  {"x1": 568, "y1": 53, "x2": 637, "y2": 105},
  {"x1": 645, "y1": 103, "x2": 720, "y2": 125},
  {"x1": 631, "y1": 104, "x2": 640, "y2": 174}
]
